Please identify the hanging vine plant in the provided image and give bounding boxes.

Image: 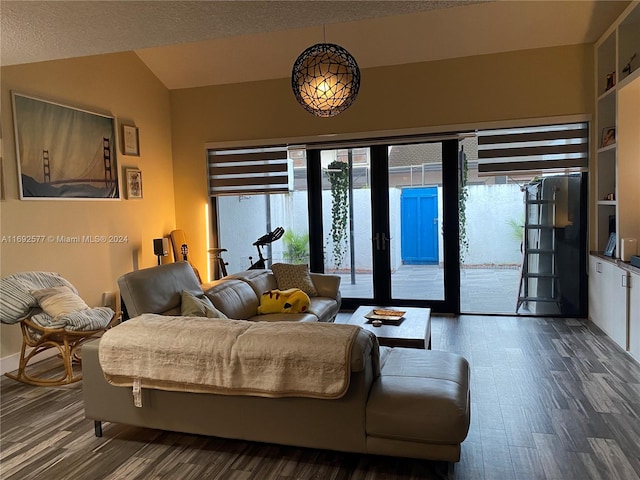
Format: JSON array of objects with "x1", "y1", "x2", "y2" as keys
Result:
[
  {"x1": 459, "y1": 149, "x2": 469, "y2": 264},
  {"x1": 326, "y1": 160, "x2": 349, "y2": 270}
]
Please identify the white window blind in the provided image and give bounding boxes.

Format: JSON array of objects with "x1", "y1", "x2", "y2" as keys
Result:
[
  {"x1": 207, "y1": 146, "x2": 293, "y2": 196},
  {"x1": 477, "y1": 122, "x2": 589, "y2": 176}
]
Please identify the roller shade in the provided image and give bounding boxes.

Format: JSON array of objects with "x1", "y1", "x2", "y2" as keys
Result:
[
  {"x1": 477, "y1": 122, "x2": 589, "y2": 176},
  {"x1": 207, "y1": 146, "x2": 293, "y2": 196}
]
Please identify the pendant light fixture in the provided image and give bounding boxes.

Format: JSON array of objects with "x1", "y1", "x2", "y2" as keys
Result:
[{"x1": 291, "y1": 28, "x2": 360, "y2": 118}]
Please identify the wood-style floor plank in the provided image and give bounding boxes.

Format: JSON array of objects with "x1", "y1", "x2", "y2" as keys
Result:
[{"x1": 2, "y1": 314, "x2": 640, "y2": 479}]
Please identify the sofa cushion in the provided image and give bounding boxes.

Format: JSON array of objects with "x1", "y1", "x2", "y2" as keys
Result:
[
  {"x1": 181, "y1": 291, "x2": 228, "y2": 319},
  {"x1": 228, "y1": 269, "x2": 278, "y2": 298},
  {"x1": 366, "y1": 348, "x2": 470, "y2": 445},
  {"x1": 204, "y1": 279, "x2": 259, "y2": 320},
  {"x1": 308, "y1": 297, "x2": 340, "y2": 323},
  {"x1": 247, "y1": 312, "x2": 318, "y2": 323},
  {"x1": 271, "y1": 263, "x2": 318, "y2": 297},
  {"x1": 118, "y1": 262, "x2": 202, "y2": 317}
]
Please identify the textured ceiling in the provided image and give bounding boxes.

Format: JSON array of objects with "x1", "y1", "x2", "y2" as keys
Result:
[
  {"x1": 1, "y1": 1, "x2": 631, "y2": 89},
  {"x1": 0, "y1": 1, "x2": 482, "y2": 66}
]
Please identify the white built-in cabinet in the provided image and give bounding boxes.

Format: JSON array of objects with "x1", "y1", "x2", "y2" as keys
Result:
[
  {"x1": 629, "y1": 271, "x2": 640, "y2": 361},
  {"x1": 589, "y1": 2, "x2": 640, "y2": 359},
  {"x1": 588, "y1": 255, "x2": 629, "y2": 350},
  {"x1": 594, "y1": 1, "x2": 640, "y2": 254}
]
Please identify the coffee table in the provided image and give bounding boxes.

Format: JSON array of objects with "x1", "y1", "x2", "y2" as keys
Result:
[{"x1": 337, "y1": 305, "x2": 431, "y2": 350}]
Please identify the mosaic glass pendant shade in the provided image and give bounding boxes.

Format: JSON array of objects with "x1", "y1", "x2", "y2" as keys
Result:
[{"x1": 291, "y1": 43, "x2": 361, "y2": 117}]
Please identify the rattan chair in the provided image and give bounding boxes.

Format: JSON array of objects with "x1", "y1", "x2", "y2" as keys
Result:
[{"x1": 1, "y1": 271, "x2": 118, "y2": 386}]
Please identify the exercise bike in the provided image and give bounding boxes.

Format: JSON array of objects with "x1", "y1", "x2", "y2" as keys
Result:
[{"x1": 248, "y1": 226, "x2": 285, "y2": 270}]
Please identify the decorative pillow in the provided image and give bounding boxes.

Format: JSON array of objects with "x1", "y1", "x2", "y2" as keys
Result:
[
  {"x1": 271, "y1": 263, "x2": 317, "y2": 297},
  {"x1": 30, "y1": 286, "x2": 89, "y2": 318},
  {"x1": 0, "y1": 271, "x2": 76, "y2": 324},
  {"x1": 181, "y1": 291, "x2": 228, "y2": 319},
  {"x1": 257, "y1": 288, "x2": 311, "y2": 314}
]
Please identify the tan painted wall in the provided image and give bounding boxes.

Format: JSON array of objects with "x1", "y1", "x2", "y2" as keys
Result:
[
  {"x1": 0, "y1": 52, "x2": 176, "y2": 358},
  {"x1": 170, "y1": 44, "x2": 595, "y2": 278},
  {"x1": 0, "y1": 44, "x2": 595, "y2": 360}
]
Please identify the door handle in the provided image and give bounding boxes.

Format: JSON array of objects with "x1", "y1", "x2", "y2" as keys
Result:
[
  {"x1": 373, "y1": 233, "x2": 381, "y2": 250},
  {"x1": 382, "y1": 233, "x2": 391, "y2": 251}
]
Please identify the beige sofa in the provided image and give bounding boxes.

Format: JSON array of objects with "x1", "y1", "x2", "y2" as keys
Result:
[
  {"x1": 204, "y1": 268, "x2": 341, "y2": 323},
  {"x1": 83, "y1": 261, "x2": 471, "y2": 465},
  {"x1": 117, "y1": 262, "x2": 341, "y2": 323}
]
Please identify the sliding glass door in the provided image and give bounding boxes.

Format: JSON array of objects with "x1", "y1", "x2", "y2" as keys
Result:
[{"x1": 310, "y1": 139, "x2": 460, "y2": 312}]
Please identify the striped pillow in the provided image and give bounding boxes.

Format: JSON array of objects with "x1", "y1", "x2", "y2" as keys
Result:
[{"x1": 0, "y1": 272, "x2": 77, "y2": 324}]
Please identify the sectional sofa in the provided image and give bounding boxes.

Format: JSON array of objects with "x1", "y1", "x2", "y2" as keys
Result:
[{"x1": 82, "y1": 262, "x2": 471, "y2": 465}]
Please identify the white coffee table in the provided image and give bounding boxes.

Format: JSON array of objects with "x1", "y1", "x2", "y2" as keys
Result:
[{"x1": 337, "y1": 305, "x2": 431, "y2": 350}]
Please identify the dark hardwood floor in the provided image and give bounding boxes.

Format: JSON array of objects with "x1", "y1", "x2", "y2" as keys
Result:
[{"x1": 1, "y1": 314, "x2": 639, "y2": 479}]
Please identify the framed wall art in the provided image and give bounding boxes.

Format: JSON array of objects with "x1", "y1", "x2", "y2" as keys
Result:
[
  {"x1": 11, "y1": 92, "x2": 119, "y2": 200},
  {"x1": 122, "y1": 124, "x2": 140, "y2": 156},
  {"x1": 125, "y1": 168, "x2": 143, "y2": 199},
  {"x1": 604, "y1": 232, "x2": 617, "y2": 257},
  {"x1": 601, "y1": 127, "x2": 616, "y2": 148}
]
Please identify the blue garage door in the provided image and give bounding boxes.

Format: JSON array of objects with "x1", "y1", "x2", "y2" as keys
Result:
[{"x1": 401, "y1": 187, "x2": 438, "y2": 265}]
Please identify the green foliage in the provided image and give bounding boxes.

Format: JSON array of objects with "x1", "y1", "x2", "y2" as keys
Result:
[
  {"x1": 506, "y1": 216, "x2": 525, "y2": 243},
  {"x1": 325, "y1": 160, "x2": 349, "y2": 270},
  {"x1": 283, "y1": 230, "x2": 309, "y2": 264}
]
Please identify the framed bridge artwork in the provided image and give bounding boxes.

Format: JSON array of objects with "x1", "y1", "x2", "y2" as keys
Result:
[{"x1": 11, "y1": 92, "x2": 120, "y2": 200}]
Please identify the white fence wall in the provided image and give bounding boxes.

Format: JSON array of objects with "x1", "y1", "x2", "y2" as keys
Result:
[{"x1": 218, "y1": 183, "x2": 524, "y2": 274}]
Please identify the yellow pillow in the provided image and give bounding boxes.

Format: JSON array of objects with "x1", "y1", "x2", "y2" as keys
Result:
[{"x1": 258, "y1": 288, "x2": 311, "y2": 314}]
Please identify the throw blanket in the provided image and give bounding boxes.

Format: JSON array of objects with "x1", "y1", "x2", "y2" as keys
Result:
[{"x1": 99, "y1": 314, "x2": 360, "y2": 400}]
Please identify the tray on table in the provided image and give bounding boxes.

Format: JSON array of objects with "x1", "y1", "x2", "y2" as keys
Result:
[{"x1": 364, "y1": 309, "x2": 406, "y2": 325}]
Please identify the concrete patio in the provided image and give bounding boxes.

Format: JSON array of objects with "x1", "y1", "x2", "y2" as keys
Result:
[{"x1": 336, "y1": 264, "x2": 522, "y2": 314}]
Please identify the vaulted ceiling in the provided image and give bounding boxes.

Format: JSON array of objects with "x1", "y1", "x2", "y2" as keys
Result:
[{"x1": 1, "y1": 1, "x2": 630, "y2": 89}]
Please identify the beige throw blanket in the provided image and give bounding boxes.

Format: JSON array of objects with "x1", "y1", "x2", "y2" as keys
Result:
[{"x1": 99, "y1": 314, "x2": 360, "y2": 399}]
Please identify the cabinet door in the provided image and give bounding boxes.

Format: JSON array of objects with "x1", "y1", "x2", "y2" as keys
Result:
[
  {"x1": 607, "y1": 263, "x2": 629, "y2": 350},
  {"x1": 589, "y1": 255, "x2": 629, "y2": 349},
  {"x1": 629, "y1": 272, "x2": 640, "y2": 360},
  {"x1": 589, "y1": 255, "x2": 606, "y2": 331}
]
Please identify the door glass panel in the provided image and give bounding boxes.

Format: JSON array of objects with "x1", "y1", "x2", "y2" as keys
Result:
[
  {"x1": 321, "y1": 148, "x2": 373, "y2": 299},
  {"x1": 389, "y1": 143, "x2": 445, "y2": 301},
  {"x1": 216, "y1": 150, "x2": 309, "y2": 275},
  {"x1": 459, "y1": 134, "x2": 586, "y2": 315}
]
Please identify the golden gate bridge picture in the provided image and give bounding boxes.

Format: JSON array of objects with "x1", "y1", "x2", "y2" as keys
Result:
[{"x1": 12, "y1": 93, "x2": 119, "y2": 199}]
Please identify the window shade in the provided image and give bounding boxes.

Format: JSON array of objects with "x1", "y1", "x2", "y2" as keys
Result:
[
  {"x1": 477, "y1": 122, "x2": 589, "y2": 176},
  {"x1": 208, "y1": 147, "x2": 292, "y2": 196}
]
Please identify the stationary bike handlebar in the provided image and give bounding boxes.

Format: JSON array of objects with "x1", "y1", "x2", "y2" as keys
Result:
[
  {"x1": 252, "y1": 226, "x2": 284, "y2": 246},
  {"x1": 249, "y1": 227, "x2": 285, "y2": 269}
]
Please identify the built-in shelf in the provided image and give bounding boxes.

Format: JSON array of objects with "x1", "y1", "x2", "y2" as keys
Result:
[{"x1": 593, "y1": 1, "x2": 640, "y2": 255}]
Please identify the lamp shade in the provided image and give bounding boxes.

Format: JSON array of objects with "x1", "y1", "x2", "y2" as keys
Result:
[{"x1": 291, "y1": 43, "x2": 360, "y2": 117}]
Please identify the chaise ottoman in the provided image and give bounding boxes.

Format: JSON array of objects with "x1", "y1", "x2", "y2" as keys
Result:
[{"x1": 366, "y1": 348, "x2": 471, "y2": 462}]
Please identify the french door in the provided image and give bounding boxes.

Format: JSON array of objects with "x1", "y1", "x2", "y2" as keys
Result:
[{"x1": 307, "y1": 139, "x2": 461, "y2": 313}]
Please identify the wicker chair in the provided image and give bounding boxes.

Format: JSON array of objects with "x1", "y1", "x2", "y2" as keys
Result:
[{"x1": 1, "y1": 271, "x2": 118, "y2": 386}]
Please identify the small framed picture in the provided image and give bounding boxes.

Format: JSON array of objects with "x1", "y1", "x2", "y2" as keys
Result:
[
  {"x1": 601, "y1": 127, "x2": 616, "y2": 148},
  {"x1": 122, "y1": 124, "x2": 140, "y2": 156},
  {"x1": 605, "y1": 72, "x2": 616, "y2": 91},
  {"x1": 125, "y1": 168, "x2": 142, "y2": 199},
  {"x1": 604, "y1": 232, "x2": 616, "y2": 257}
]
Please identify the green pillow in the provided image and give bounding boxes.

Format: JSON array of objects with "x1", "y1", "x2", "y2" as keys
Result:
[{"x1": 180, "y1": 291, "x2": 228, "y2": 319}]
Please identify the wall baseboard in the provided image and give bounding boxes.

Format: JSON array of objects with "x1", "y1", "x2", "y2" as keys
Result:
[{"x1": 0, "y1": 348, "x2": 58, "y2": 376}]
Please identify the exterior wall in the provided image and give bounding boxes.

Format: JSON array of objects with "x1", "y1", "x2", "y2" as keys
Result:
[
  {"x1": 217, "y1": 184, "x2": 523, "y2": 276},
  {"x1": 0, "y1": 52, "x2": 175, "y2": 359},
  {"x1": 171, "y1": 44, "x2": 594, "y2": 275}
]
